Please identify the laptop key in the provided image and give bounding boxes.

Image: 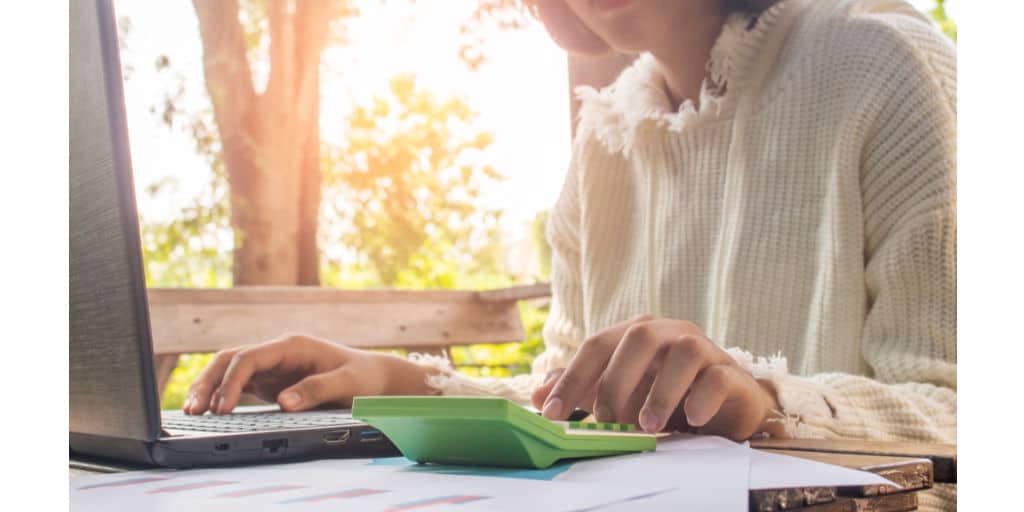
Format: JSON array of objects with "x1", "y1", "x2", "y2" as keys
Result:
[{"x1": 164, "y1": 411, "x2": 354, "y2": 433}]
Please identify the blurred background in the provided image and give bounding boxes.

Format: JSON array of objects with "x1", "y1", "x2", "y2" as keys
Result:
[{"x1": 112, "y1": 0, "x2": 957, "y2": 409}]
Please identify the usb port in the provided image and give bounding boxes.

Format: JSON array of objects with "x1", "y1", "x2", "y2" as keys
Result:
[
  {"x1": 322, "y1": 429, "x2": 351, "y2": 446},
  {"x1": 359, "y1": 428, "x2": 384, "y2": 442}
]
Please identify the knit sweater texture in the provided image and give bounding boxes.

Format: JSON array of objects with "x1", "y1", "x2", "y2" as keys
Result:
[{"x1": 411, "y1": 0, "x2": 956, "y2": 508}]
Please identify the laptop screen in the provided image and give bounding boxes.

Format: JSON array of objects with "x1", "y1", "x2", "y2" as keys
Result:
[{"x1": 70, "y1": 0, "x2": 162, "y2": 442}]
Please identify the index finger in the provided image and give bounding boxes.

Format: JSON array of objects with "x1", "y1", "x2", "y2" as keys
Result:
[
  {"x1": 543, "y1": 315, "x2": 654, "y2": 420},
  {"x1": 212, "y1": 344, "x2": 291, "y2": 414},
  {"x1": 184, "y1": 348, "x2": 239, "y2": 415}
]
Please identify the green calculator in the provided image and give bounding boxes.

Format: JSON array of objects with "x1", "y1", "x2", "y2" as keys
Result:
[{"x1": 351, "y1": 396, "x2": 656, "y2": 469}]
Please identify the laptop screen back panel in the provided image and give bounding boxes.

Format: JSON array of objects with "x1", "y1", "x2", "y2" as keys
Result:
[{"x1": 70, "y1": 0, "x2": 162, "y2": 443}]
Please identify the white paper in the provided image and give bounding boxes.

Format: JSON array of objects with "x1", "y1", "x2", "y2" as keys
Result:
[
  {"x1": 71, "y1": 465, "x2": 667, "y2": 512},
  {"x1": 748, "y1": 448, "x2": 902, "y2": 490},
  {"x1": 553, "y1": 435, "x2": 751, "y2": 510}
]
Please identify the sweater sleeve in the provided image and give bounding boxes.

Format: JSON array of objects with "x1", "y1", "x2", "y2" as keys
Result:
[
  {"x1": 743, "y1": 11, "x2": 957, "y2": 443},
  {"x1": 404, "y1": 144, "x2": 587, "y2": 405}
]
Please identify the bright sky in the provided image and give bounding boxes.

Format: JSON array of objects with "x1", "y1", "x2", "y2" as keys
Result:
[{"x1": 115, "y1": 0, "x2": 952, "y2": 247}]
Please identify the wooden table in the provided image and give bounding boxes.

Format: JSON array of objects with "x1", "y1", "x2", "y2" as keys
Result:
[{"x1": 71, "y1": 439, "x2": 955, "y2": 511}]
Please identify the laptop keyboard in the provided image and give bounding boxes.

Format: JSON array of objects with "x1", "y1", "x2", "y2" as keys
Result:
[{"x1": 162, "y1": 410, "x2": 357, "y2": 433}]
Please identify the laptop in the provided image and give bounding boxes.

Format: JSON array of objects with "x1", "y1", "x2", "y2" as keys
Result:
[{"x1": 70, "y1": 0, "x2": 398, "y2": 468}]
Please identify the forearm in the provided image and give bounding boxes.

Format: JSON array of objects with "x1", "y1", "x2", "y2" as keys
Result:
[{"x1": 728, "y1": 347, "x2": 955, "y2": 442}]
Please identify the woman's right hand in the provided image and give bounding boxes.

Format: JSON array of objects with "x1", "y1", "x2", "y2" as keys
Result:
[{"x1": 182, "y1": 334, "x2": 436, "y2": 415}]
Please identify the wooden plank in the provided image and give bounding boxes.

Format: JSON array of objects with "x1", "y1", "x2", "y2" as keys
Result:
[
  {"x1": 751, "y1": 438, "x2": 956, "y2": 484},
  {"x1": 150, "y1": 287, "x2": 486, "y2": 305},
  {"x1": 147, "y1": 287, "x2": 525, "y2": 355},
  {"x1": 474, "y1": 283, "x2": 551, "y2": 304}
]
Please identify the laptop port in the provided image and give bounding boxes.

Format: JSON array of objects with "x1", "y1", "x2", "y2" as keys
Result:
[
  {"x1": 261, "y1": 438, "x2": 288, "y2": 458},
  {"x1": 322, "y1": 429, "x2": 351, "y2": 446},
  {"x1": 214, "y1": 442, "x2": 230, "y2": 452},
  {"x1": 359, "y1": 428, "x2": 384, "y2": 443}
]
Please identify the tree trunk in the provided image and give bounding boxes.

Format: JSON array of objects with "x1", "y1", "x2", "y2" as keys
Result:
[{"x1": 193, "y1": 0, "x2": 332, "y2": 286}]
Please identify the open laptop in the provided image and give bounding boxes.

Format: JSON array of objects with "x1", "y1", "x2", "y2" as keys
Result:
[{"x1": 70, "y1": 0, "x2": 398, "y2": 468}]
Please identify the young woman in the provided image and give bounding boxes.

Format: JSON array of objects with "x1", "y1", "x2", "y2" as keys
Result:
[{"x1": 185, "y1": 0, "x2": 955, "y2": 508}]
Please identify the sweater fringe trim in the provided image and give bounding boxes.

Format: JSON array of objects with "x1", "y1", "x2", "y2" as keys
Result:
[
  {"x1": 573, "y1": 0, "x2": 792, "y2": 157},
  {"x1": 407, "y1": 352, "x2": 541, "y2": 405},
  {"x1": 725, "y1": 346, "x2": 830, "y2": 439},
  {"x1": 407, "y1": 351, "x2": 462, "y2": 394}
]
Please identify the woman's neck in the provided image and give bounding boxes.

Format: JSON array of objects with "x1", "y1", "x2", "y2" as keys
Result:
[{"x1": 648, "y1": 11, "x2": 729, "y2": 110}]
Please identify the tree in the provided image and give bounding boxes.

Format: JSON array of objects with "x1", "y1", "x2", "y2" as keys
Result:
[
  {"x1": 320, "y1": 75, "x2": 506, "y2": 288},
  {"x1": 191, "y1": 0, "x2": 356, "y2": 285},
  {"x1": 458, "y1": 0, "x2": 534, "y2": 70}
]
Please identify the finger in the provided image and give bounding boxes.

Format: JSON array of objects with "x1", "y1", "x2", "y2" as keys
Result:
[
  {"x1": 683, "y1": 364, "x2": 737, "y2": 429},
  {"x1": 277, "y1": 367, "x2": 359, "y2": 412},
  {"x1": 594, "y1": 320, "x2": 667, "y2": 422},
  {"x1": 578, "y1": 380, "x2": 600, "y2": 416},
  {"x1": 611, "y1": 371, "x2": 656, "y2": 427},
  {"x1": 184, "y1": 349, "x2": 239, "y2": 415},
  {"x1": 531, "y1": 369, "x2": 565, "y2": 410},
  {"x1": 639, "y1": 335, "x2": 712, "y2": 432},
  {"x1": 539, "y1": 370, "x2": 600, "y2": 417},
  {"x1": 250, "y1": 373, "x2": 302, "y2": 404},
  {"x1": 213, "y1": 345, "x2": 292, "y2": 414},
  {"x1": 543, "y1": 341, "x2": 613, "y2": 419},
  {"x1": 543, "y1": 316, "x2": 650, "y2": 420}
]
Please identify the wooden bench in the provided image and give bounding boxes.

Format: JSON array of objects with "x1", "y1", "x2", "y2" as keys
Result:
[{"x1": 148, "y1": 284, "x2": 553, "y2": 394}]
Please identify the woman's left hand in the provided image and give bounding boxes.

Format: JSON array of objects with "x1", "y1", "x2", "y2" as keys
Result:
[{"x1": 531, "y1": 315, "x2": 785, "y2": 440}]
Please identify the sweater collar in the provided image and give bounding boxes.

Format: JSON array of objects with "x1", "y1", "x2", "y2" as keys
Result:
[{"x1": 574, "y1": 0, "x2": 792, "y2": 157}]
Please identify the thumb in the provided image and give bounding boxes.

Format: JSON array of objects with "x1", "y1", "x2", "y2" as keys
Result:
[
  {"x1": 531, "y1": 368, "x2": 565, "y2": 410},
  {"x1": 277, "y1": 368, "x2": 354, "y2": 412}
]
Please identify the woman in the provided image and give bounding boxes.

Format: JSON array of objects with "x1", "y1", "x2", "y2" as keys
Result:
[{"x1": 185, "y1": 0, "x2": 956, "y2": 508}]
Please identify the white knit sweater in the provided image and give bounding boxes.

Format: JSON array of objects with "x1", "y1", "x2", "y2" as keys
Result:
[{"x1": 413, "y1": 0, "x2": 956, "y2": 507}]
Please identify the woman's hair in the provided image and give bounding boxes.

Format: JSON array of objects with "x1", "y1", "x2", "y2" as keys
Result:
[{"x1": 531, "y1": 0, "x2": 782, "y2": 55}]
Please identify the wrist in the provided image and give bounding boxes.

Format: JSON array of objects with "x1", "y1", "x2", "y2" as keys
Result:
[{"x1": 381, "y1": 353, "x2": 443, "y2": 396}]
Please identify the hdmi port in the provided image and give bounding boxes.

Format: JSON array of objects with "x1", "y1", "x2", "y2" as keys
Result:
[{"x1": 322, "y1": 429, "x2": 351, "y2": 446}]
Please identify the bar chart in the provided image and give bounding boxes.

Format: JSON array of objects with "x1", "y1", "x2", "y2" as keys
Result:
[{"x1": 278, "y1": 488, "x2": 388, "y2": 504}]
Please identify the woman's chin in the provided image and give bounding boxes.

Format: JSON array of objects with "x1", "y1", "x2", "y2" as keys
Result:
[{"x1": 597, "y1": 31, "x2": 650, "y2": 55}]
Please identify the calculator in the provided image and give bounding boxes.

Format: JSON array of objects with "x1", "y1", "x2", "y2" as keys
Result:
[{"x1": 351, "y1": 396, "x2": 657, "y2": 469}]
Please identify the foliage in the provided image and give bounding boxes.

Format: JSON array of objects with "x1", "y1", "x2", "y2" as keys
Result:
[
  {"x1": 458, "y1": 0, "x2": 535, "y2": 70},
  {"x1": 531, "y1": 210, "x2": 552, "y2": 280},
  {"x1": 929, "y1": 0, "x2": 957, "y2": 42},
  {"x1": 161, "y1": 354, "x2": 214, "y2": 411},
  {"x1": 320, "y1": 75, "x2": 506, "y2": 288},
  {"x1": 141, "y1": 106, "x2": 233, "y2": 289}
]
